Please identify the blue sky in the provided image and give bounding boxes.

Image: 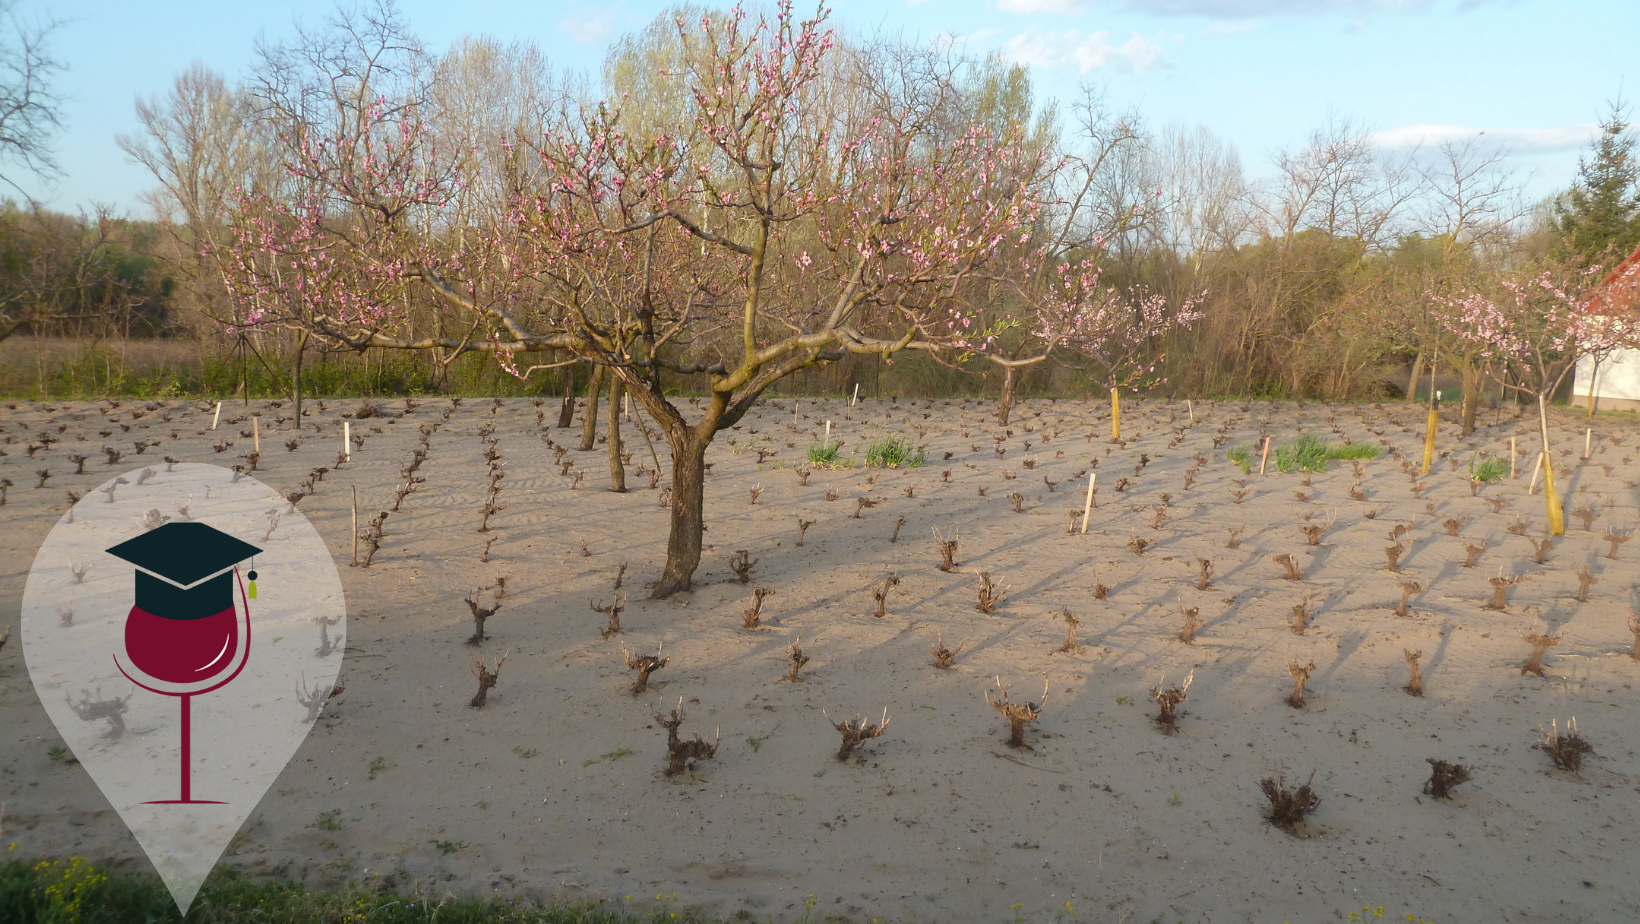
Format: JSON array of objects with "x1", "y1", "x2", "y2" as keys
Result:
[{"x1": 13, "y1": 0, "x2": 1636, "y2": 217}]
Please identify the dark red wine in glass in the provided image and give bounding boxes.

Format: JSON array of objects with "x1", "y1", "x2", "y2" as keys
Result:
[{"x1": 106, "y1": 522, "x2": 261, "y2": 804}]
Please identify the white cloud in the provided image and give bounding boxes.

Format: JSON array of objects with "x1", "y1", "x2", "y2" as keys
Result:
[
  {"x1": 1003, "y1": 27, "x2": 1169, "y2": 73},
  {"x1": 559, "y1": 11, "x2": 616, "y2": 45},
  {"x1": 1369, "y1": 123, "x2": 1599, "y2": 152},
  {"x1": 1121, "y1": 0, "x2": 1487, "y2": 14},
  {"x1": 997, "y1": 0, "x2": 1090, "y2": 13}
]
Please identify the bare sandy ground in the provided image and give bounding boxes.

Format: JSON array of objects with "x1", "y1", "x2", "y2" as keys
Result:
[{"x1": 2, "y1": 394, "x2": 1638, "y2": 924}]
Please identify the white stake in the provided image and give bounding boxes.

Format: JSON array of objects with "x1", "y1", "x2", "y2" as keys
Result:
[
  {"x1": 851, "y1": 383, "x2": 860, "y2": 407},
  {"x1": 344, "y1": 421, "x2": 352, "y2": 461},
  {"x1": 824, "y1": 420, "x2": 831, "y2": 444},
  {"x1": 1528, "y1": 452, "x2": 1543, "y2": 495},
  {"x1": 1080, "y1": 473, "x2": 1097, "y2": 534},
  {"x1": 1583, "y1": 428, "x2": 1591, "y2": 459},
  {"x1": 1258, "y1": 436, "x2": 1271, "y2": 475},
  {"x1": 252, "y1": 416, "x2": 260, "y2": 453},
  {"x1": 1509, "y1": 436, "x2": 1516, "y2": 479},
  {"x1": 211, "y1": 401, "x2": 222, "y2": 431},
  {"x1": 1186, "y1": 399, "x2": 1194, "y2": 423}
]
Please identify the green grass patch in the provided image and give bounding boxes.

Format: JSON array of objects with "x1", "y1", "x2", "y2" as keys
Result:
[
  {"x1": 1329, "y1": 441, "x2": 1382, "y2": 461},
  {"x1": 1228, "y1": 436, "x2": 1379, "y2": 474},
  {"x1": 0, "y1": 857, "x2": 691, "y2": 924},
  {"x1": 861, "y1": 435, "x2": 925, "y2": 469}
]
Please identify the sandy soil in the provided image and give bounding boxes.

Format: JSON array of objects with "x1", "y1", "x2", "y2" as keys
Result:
[{"x1": 2, "y1": 394, "x2": 1639, "y2": 924}]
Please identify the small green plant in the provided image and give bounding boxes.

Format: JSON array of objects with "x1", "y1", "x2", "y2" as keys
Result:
[
  {"x1": 512, "y1": 745, "x2": 540, "y2": 759},
  {"x1": 862, "y1": 435, "x2": 925, "y2": 468},
  {"x1": 1115, "y1": 695, "x2": 1131, "y2": 705},
  {"x1": 581, "y1": 747, "x2": 635, "y2": 767},
  {"x1": 367, "y1": 756, "x2": 387, "y2": 780},
  {"x1": 806, "y1": 439, "x2": 847, "y2": 469},
  {"x1": 1226, "y1": 444, "x2": 1253, "y2": 473},
  {"x1": 1469, "y1": 455, "x2": 1507, "y2": 483},
  {"x1": 1167, "y1": 793, "x2": 1181, "y2": 806},
  {"x1": 310, "y1": 809, "x2": 343, "y2": 831},
  {"x1": 430, "y1": 839, "x2": 463, "y2": 855},
  {"x1": 47, "y1": 745, "x2": 74, "y2": 764}
]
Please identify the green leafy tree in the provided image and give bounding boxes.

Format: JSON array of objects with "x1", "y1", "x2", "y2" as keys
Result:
[{"x1": 1553, "y1": 101, "x2": 1640, "y2": 267}]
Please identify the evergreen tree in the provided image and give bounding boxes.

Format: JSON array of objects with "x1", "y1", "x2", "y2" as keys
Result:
[{"x1": 1553, "y1": 101, "x2": 1640, "y2": 267}]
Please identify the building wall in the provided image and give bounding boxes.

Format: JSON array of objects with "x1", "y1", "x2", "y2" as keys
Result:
[{"x1": 1571, "y1": 348, "x2": 1640, "y2": 408}]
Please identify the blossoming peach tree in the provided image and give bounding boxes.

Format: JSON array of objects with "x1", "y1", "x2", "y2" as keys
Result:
[
  {"x1": 1440, "y1": 268, "x2": 1635, "y2": 535},
  {"x1": 222, "y1": 2, "x2": 1049, "y2": 596}
]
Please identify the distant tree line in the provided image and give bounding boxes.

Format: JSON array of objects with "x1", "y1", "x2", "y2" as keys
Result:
[{"x1": 2, "y1": 0, "x2": 1637, "y2": 421}]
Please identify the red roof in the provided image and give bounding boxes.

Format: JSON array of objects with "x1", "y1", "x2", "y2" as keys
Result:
[{"x1": 1584, "y1": 239, "x2": 1640, "y2": 315}]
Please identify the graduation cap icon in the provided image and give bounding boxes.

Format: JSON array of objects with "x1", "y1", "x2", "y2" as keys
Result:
[{"x1": 106, "y1": 522, "x2": 261, "y2": 685}]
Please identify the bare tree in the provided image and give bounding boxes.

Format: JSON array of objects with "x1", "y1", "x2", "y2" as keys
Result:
[{"x1": 0, "y1": 0, "x2": 63, "y2": 197}]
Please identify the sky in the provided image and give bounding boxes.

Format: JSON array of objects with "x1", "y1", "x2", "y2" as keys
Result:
[{"x1": 11, "y1": 0, "x2": 1637, "y2": 219}]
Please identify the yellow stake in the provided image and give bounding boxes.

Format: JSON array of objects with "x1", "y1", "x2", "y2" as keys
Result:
[
  {"x1": 1110, "y1": 388, "x2": 1121, "y2": 442},
  {"x1": 1421, "y1": 407, "x2": 1437, "y2": 474},
  {"x1": 1543, "y1": 457, "x2": 1565, "y2": 536}
]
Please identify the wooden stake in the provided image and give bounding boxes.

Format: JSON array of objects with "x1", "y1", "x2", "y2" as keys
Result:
[
  {"x1": 1583, "y1": 428, "x2": 1592, "y2": 459},
  {"x1": 252, "y1": 416, "x2": 260, "y2": 453},
  {"x1": 825, "y1": 420, "x2": 831, "y2": 443},
  {"x1": 1186, "y1": 399, "x2": 1194, "y2": 423},
  {"x1": 1080, "y1": 473, "x2": 1097, "y2": 534},
  {"x1": 1110, "y1": 388, "x2": 1121, "y2": 442},
  {"x1": 1528, "y1": 451, "x2": 1543, "y2": 495},
  {"x1": 1509, "y1": 436, "x2": 1516, "y2": 479},
  {"x1": 211, "y1": 401, "x2": 222, "y2": 431},
  {"x1": 1258, "y1": 436, "x2": 1272, "y2": 475},
  {"x1": 344, "y1": 421, "x2": 352, "y2": 461},
  {"x1": 851, "y1": 383, "x2": 860, "y2": 406},
  {"x1": 351, "y1": 485, "x2": 358, "y2": 565}
]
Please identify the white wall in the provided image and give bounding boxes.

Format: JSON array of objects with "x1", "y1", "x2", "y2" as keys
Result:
[{"x1": 1572, "y1": 348, "x2": 1640, "y2": 401}]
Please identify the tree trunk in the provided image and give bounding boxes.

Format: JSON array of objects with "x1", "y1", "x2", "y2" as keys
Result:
[
  {"x1": 557, "y1": 362, "x2": 576, "y2": 428},
  {"x1": 1406, "y1": 351, "x2": 1425, "y2": 402},
  {"x1": 1459, "y1": 359, "x2": 1480, "y2": 436},
  {"x1": 653, "y1": 428, "x2": 709, "y2": 598},
  {"x1": 606, "y1": 372, "x2": 626, "y2": 492},
  {"x1": 579, "y1": 363, "x2": 605, "y2": 451},
  {"x1": 292, "y1": 332, "x2": 308, "y2": 432},
  {"x1": 1537, "y1": 395, "x2": 1565, "y2": 536},
  {"x1": 1586, "y1": 357, "x2": 1601, "y2": 418},
  {"x1": 997, "y1": 365, "x2": 1015, "y2": 426}
]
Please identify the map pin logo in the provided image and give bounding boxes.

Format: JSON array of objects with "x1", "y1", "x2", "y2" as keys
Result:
[{"x1": 23, "y1": 463, "x2": 345, "y2": 914}]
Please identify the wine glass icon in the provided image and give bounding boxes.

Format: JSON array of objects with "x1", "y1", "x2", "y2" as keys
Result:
[{"x1": 105, "y1": 522, "x2": 261, "y2": 804}]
